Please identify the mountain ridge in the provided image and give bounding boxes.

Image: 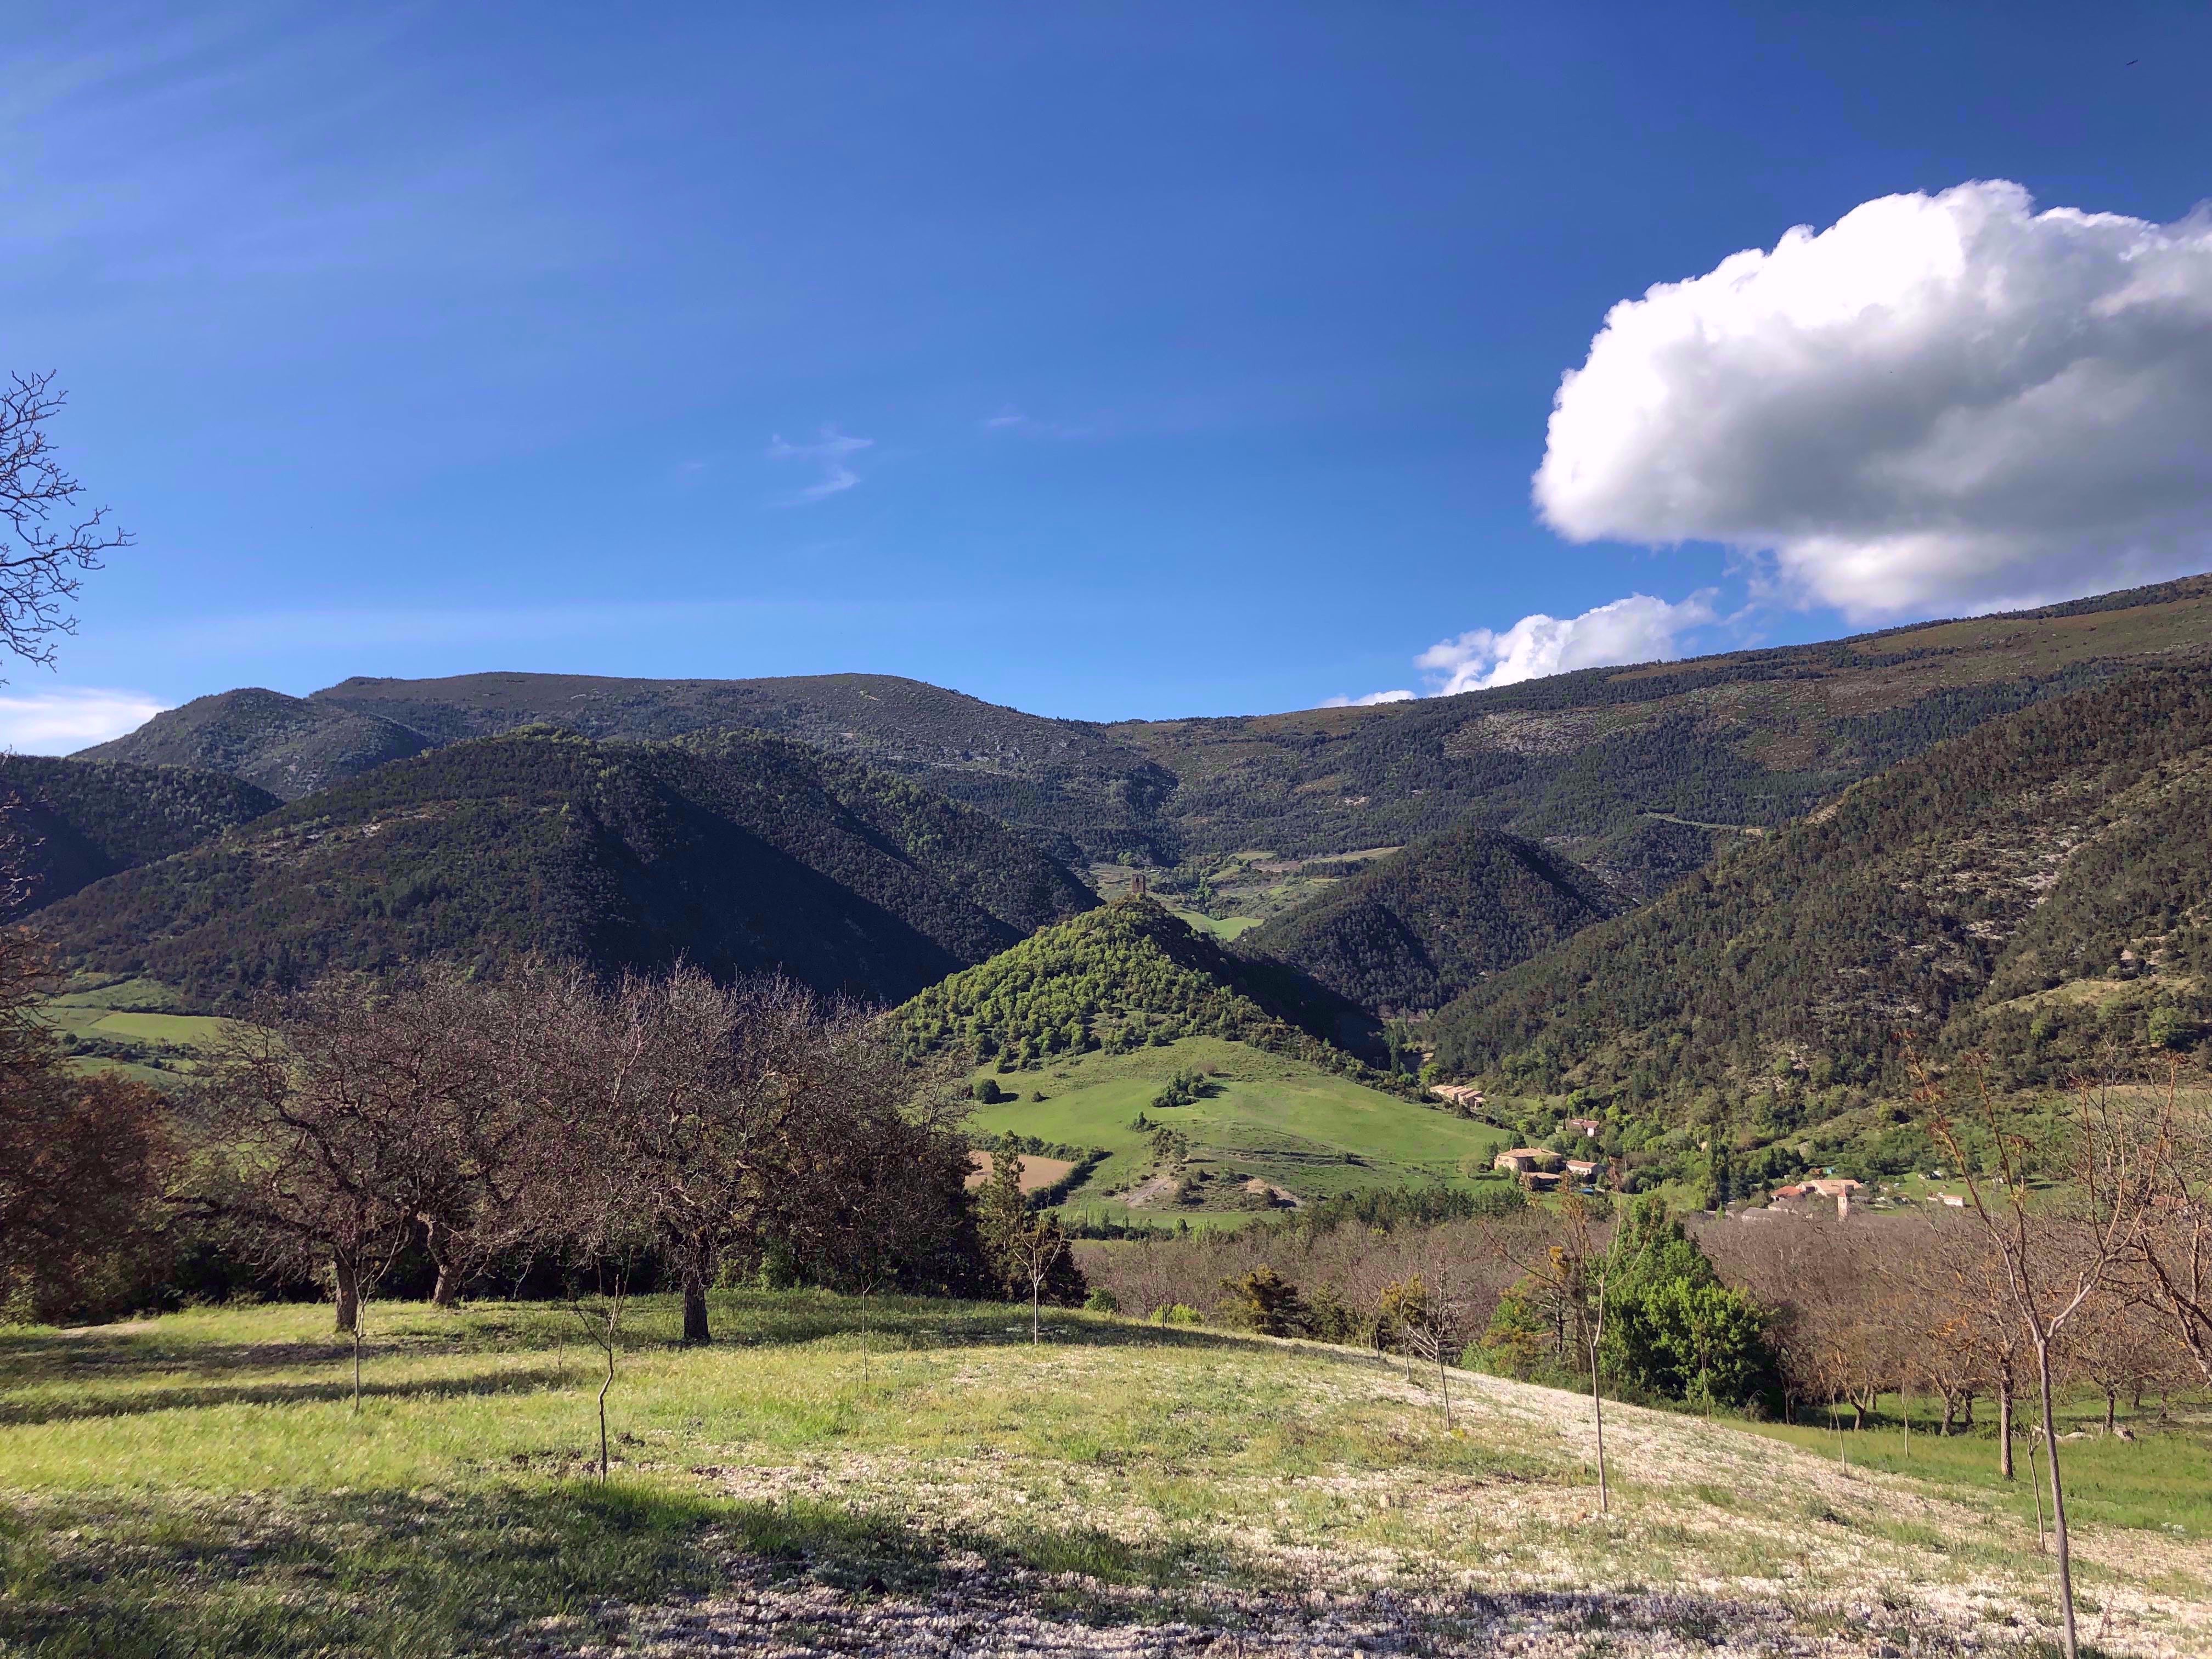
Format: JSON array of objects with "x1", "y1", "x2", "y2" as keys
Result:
[
  {"x1": 36, "y1": 726, "x2": 1096, "y2": 1009},
  {"x1": 80, "y1": 574, "x2": 2212, "y2": 877}
]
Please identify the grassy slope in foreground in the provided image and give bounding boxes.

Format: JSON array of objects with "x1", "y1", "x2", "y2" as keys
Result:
[
  {"x1": 4, "y1": 1296, "x2": 2208, "y2": 1657},
  {"x1": 965, "y1": 1035, "x2": 1510, "y2": 1224}
]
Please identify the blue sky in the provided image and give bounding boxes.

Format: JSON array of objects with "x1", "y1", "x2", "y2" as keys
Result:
[{"x1": 4, "y1": 2, "x2": 2209, "y2": 748}]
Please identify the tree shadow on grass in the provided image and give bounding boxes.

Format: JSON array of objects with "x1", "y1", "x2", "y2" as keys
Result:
[
  {"x1": 1, "y1": 1479, "x2": 724, "y2": 1659},
  {"x1": 0, "y1": 1361, "x2": 575, "y2": 1428},
  {"x1": 1, "y1": 1476, "x2": 1249, "y2": 1659}
]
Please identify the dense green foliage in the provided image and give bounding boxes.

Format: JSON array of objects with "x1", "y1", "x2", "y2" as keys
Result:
[
  {"x1": 1429, "y1": 666, "x2": 2212, "y2": 1120},
  {"x1": 37, "y1": 727, "x2": 1094, "y2": 1008},
  {"x1": 1598, "y1": 1199, "x2": 1771, "y2": 1407},
  {"x1": 1239, "y1": 818, "x2": 1623, "y2": 1014},
  {"x1": 0, "y1": 755, "x2": 276, "y2": 913},
  {"x1": 1480, "y1": 1198, "x2": 1773, "y2": 1409},
  {"x1": 896, "y1": 897, "x2": 1398, "y2": 1087}
]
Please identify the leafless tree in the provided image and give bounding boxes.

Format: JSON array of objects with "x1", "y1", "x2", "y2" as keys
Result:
[
  {"x1": 1479, "y1": 1198, "x2": 1614, "y2": 1508},
  {"x1": 189, "y1": 1015, "x2": 420, "y2": 1408},
  {"x1": 783, "y1": 1042, "x2": 973, "y2": 1376},
  {"x1": 0, "y1": 921, "x2": 167, "y2": 1319},
  {"x1": 2132, "y1": 1067, "x2": 2212, "y2": 1381},
  {"x1": 1918, "y1": 1057, "x2": 2161, "y2": 1659},
  {"x1": 0, "y1": 373, "x2": 131, "y2": 673}
]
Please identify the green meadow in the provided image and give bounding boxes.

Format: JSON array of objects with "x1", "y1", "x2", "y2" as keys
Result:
[
  {"x1": 5, "y1": 1294, "x2": 2207, "y2": 1657},
  {"x1": 34, "y1": 977, "x2": 240, "y2": 1089},
  {"x1": 968, "y1": 1035, "x2": 1511, "y2": 1226}
]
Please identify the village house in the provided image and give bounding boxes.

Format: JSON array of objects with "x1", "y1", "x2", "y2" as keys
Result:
[
  {"x1": 1431, "y1": 1082, "x2": 1486, "y2": 1112},
  {"x1": 1493, "y1": 1147, "x2": 1559, "y2": 1174},
  {"x1": 1564, "y1": 1157, "x2": 1599, "y2": 1183},
  {"x1": 1562, "y1": 1116, "x2": 1602, "y2": 1138},
  {"x1": 1772, "y1": 1176, "x2": 1865, "y2": 1220}
]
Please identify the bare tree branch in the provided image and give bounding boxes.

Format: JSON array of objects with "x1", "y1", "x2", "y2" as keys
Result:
[{"x1": 0, "y1": 372, "x2": 132, "y2": 674}]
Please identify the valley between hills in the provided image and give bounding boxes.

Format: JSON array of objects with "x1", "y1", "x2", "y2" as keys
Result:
[
  {"x1": 10, "y1": 574, "x2": 2212, "y2": 1659},
  {"x1": 20, "y1": 571, "x2": 2212, "y2": 1222}
]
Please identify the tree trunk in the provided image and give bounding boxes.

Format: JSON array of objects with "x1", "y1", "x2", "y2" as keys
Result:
[
  {"x1": 682, "y1": 1268, "x2": 710, "y2": 1344},
  {"x1": 425, "y1": 1218, "x2": 460, "y2": 1308},
  {"x1": 1940, "y1": 1392, "x2": 1956, "y2": 1436},
  {"x1": 2104, "y1": 1388, "x2": 2117, "y2": 1432},
  {"x1": 1589, "y1": 1337, "x2": 1609, "y2": 1515},
  {"x1": 334, "y1": 1254, "x2": 360, "y2": 1334},
  {"x1": 1962, "y1": 1390, "x2": 1976, "y2": 1429},
  {"x1": 1998, "y1": 1382, "x2": 2015, "y2": 1481},
  {"x1": 2038, "y1": 1343, "x2": 2081, "y2": 1659}
]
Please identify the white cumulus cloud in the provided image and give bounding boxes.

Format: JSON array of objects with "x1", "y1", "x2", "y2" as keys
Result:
[
  {"x1": 0, "y1": 686, "x2": 169, "y2": 753},
  {"x1": 766, "y1": 427, "x2": 872, "y2": 503},
  {"x1": 1320, "y1": 688, "x2": 1415, "y2": 708},
  {"x1": 1417, "y1": 591, "x2": 1717, "y2": 695},
  {"x1": 1534, "y1": 180, "x2": 2212, "y2": 620}
]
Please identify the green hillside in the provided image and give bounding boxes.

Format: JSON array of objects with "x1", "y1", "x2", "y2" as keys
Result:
[
  {"x1": 964, "y1": 1035, "x2": 1509, "y2": 1224},
  {"x1": 894, "y1": 895, "x2": 1386, "y2": 1076},
  {"x1": 1237, "y1": 817, "x2": 1625, "y2": 1015},
  {"x1": 0, "y1": 754, "x2": 278, "y2": 914},
  {"x1": 1105, "y1": 572, "x2": 2212, "y2": 866},
  {"x1": 83, "y1": 573, "x2": 2212, "y2": 865},
  {"x1": 1426, "y1": 664, "x2": 2212, "y2": 1123},
  {"x1": 35, "y1": 727, "x2": 1094, "y2": 1008}
]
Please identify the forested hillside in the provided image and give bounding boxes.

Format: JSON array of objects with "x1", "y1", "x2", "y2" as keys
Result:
[
  {"x1": 1426, "y1": 665, "x2": 2212, "y2": 1117},
  {"x1": 78, "y1": 687, "x2": 435, "y2": 800},
  {"x1": 0, "y1": 755, "x2": 278, "y2": 915},
  {"x1": 896, "y1": 896, "x2": 1391, "y2": 1081},
  {"x1": 35, "y1": 727, "x2": 1094, "y2": 1008},
  {"x1": 1237, "y1": 817, "x2": 1625, "y2": 1015},
  {"x1": 81, "y1": 574, "x2": 2212, "y2": 871}
]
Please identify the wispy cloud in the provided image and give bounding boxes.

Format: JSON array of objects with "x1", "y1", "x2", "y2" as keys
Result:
[
  {"x1": 766, "y1": 427, "x2": 872, "y2": 503},
  {"x1": 982, "y1": 407, "x2": 1094, "y2": 439},
  {"x1": 0, "y1": 686, "x2": 169, "y2": 753},
  {"x1": 1320, "y1": 688, "x2": 1415, "y2": 708}
]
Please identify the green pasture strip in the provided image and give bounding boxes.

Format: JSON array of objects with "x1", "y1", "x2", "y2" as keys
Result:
[
  {"x1": 1736, "y1": 1393, "x2": 2212, "y2": 1538},
  {"x1": 40, "y1": 977, "x2": 188, "y2": 1012},
  {"x1": 1163, "y1": 906, "x2": 1263, "y2": 940}
]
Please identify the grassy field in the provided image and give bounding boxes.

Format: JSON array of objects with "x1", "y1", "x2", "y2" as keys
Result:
[
  {"x1": 4, "y1": 1294, "x2": 2208, "y2": 1656},
  {"x1": 1087, "y1": 848, "x2": 1402, "y2": 938},
  {"x1": 1742, "y1": 1393, "x2": 2212, "y2": 1541},
  {"x1": 33, "y1": 975, "x2": 241, "y2": 1090},
  {"x1": 968, "y1": 1036, "x2": 1509, "y2": 1226}
]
